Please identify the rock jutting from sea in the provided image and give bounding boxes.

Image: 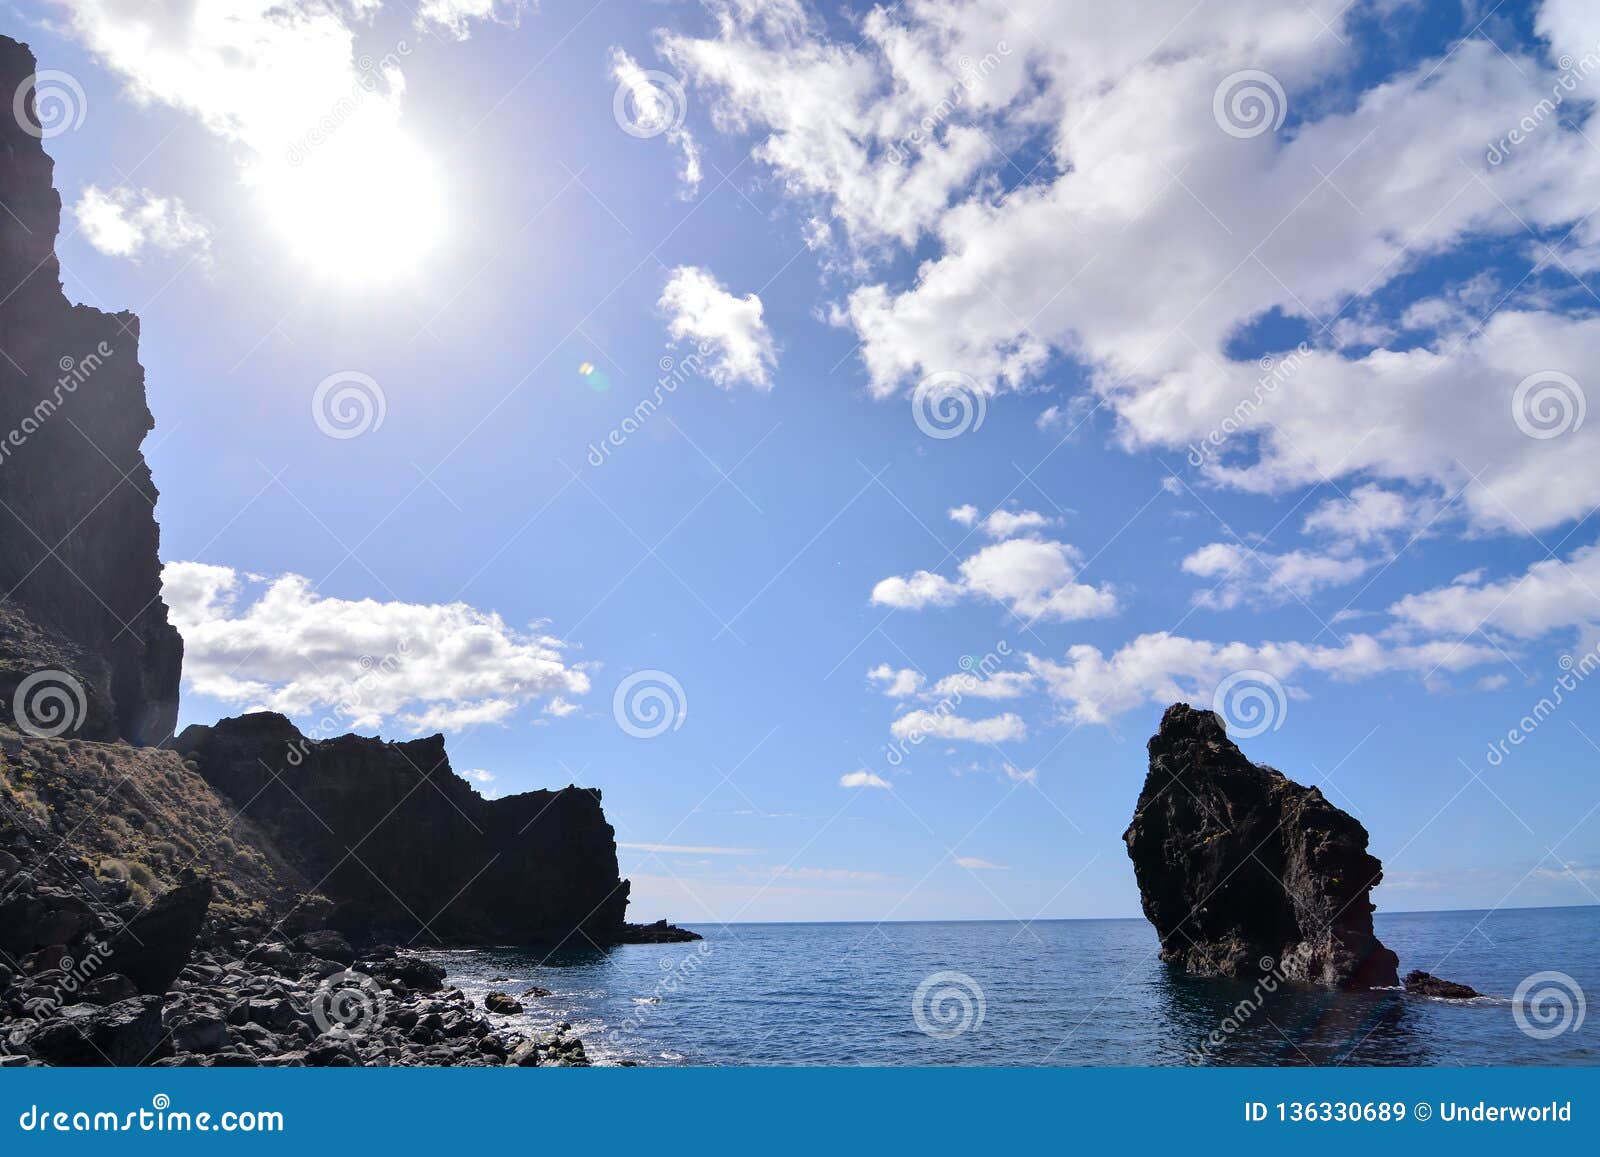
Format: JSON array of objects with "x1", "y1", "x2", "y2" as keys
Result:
[{"x1": 1124, "y1": 703, "x2": 1401, "y2": 989}]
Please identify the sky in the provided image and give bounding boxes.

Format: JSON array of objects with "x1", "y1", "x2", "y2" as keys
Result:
[{"x1": 8, "y1": 0, "x2": 1600, "y2": 925}]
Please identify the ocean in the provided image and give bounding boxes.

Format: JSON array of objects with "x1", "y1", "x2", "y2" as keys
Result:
[{"x1": 417, "y1": 906, "x2": 1598, "y2": 1066}]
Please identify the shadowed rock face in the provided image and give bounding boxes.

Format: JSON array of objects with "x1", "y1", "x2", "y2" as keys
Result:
[
  {"x1": 0, "y1": 39, "x2": 181, "y2": 745},
  {"x1": 1124, "y1": 704, "x2": 1399, "y2": 989},
  {"x1": 176, "y1": 713, "x2": 634, "y2": 947}
]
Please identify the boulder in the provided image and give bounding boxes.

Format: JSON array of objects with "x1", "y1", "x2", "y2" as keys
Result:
[
  {"x1": 78, "y1": 974, "x2": 139, "y2": 1006},
  {"x1": 1124, "y1": 704, "x2": 1399, "y2": 989},
  {"x1": 18, "y1": 996, "x2": 165, "y2": 1066},
  {"x1": 167, "y1": 1012, "x2": 230, "y2": 1054},
  {"x1": 296, "y1": 930, "x2": 354, "y2": 965},
  {"x1": 106, "y1": 877, "x2": 212, "y2": 995},
  {"x1": 484, "y1": 993, "x2": 523, "y2": 1015},
  {"x1": 1404, "y1": 970, "x2": 1482, "y2": 999}
]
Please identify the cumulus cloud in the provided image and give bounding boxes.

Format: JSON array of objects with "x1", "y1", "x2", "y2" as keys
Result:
[
  {"x1": 162, "y1": 562, "x2": 588, "y2": 735},
  {"x1": 1302, "y1": 484, "x2": 1445, "y2": 549},
  {"x1": 945, "y1": 505, "x2": 1050, "y2": 537},
  {"x1": 1027, "y1": 631, "x2": 1501, "y2": 726},
  {"x1": 72, "y1": 186, "x2": 210, "y2": 260},
  {"x1": 663, "y1": 1, "x2": 1600, "y2": 536},
  {"x1": 1181, "y1": 541, "x2": 1371, "y2": 610},
  {"x1": 840, "y1": 770, "x2": 891, "y2": 789},
  {"x1": 1389, "y1": 544, "x2": 1600, "y2": 641},
  {"x1": 979, "y1": 509, "x2": 1052, "y2": 538},
  {"x1": 659, "y1": 265, "x2": 778, "y2": 388},
  {"x1": 889, "y1": 710, "x2": 1026, "y2": 743},
  {"x1": 874, "y1": 536, "x2": 1117, "y2": 623},
  {"x1": 867, "y1": 664, "x2": 924, "y2": 697},
  {"x1": 927, "y1": 670, "x2": 1034, "y2": 699}
]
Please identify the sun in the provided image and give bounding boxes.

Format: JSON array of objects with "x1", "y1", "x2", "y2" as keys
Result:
[{"x1": 262, "y1": 121, "x2": 444, "y2": 284}]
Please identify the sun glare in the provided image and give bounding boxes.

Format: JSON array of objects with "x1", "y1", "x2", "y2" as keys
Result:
[{"x1": 263, "y1": 124, "x2": 444, "y2": 284}]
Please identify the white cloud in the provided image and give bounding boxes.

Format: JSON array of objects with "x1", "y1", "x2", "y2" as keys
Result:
[
  {"x1": 944, "y1": 504, "x2": 1050, "y2": 537},
  {"x1": 162, "y1": 562, "x2": 588, "y2": 735},
  {"x1": 867, "y1": 664, "x2": 925, "y2": 697},
  {"x1": 1027, "y1": 631, "x2": 1501, "y2": 726},
  {"x1": 979, "y1": 509, "x2": 1051, "y2": 538},
  {"x1": 72, "y1": 186, "x2": 210, "y2": 259},
  {"x1": 1180, "y1": 541, "x2": 1371, "y2": 609},
  {"x1": 873, "y1": 536, "x2": 1117, "y2": 622},
  {"x1": 870, "y1": 569, "x2": 964, "y2": 610},
  {"x1": 55, "y1": 1, "x2": 454, "y2": 276},
  {"x1": 1389, "y1": 544, "x2": 1600, "y2": 641},
  {"x1": 610, "y1": 48, "x2": 701, "y2": 197},
  {"x1": 417, "y1": 0, "x2": 526, "y2": 40},
  {"x1": 666, "y1": 2, "x2": 1600, "y2": 536},
  {"x1": 840, "y1": 769, "x2": 891, "y2": 789},
  {"x1": 889, "y1": 709, "x2": 1025, "y2": 743},
  {"x1": 463, "y1": 768, "x2": 500, "y2": 798},
  {"x1": 658, "y1": 265, "x2": 777, "y2": 388},
  {"x1": 954, "y1": 856, "x2": 1008, "y2": 870},
  {"x1": 927, "y1": 670, "x2": 1034, "y2": 700},
  {"x1": 1302, "y1": 484, "x2": 1444, "y2": 548}
]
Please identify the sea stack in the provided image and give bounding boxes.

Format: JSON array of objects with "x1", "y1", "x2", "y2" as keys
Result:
[{"x1": 1124, "y1": 703, "x2": 1399, "y2": 989}]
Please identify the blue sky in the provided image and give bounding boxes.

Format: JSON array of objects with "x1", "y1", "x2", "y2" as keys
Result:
[{"x1": 12, "y1": 0, "x2": 1600, "y2": 923}]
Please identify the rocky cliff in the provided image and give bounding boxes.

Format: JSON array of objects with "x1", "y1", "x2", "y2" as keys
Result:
[
  {"x1": 0, "y1": 37, "x2": 181, "y2": 746},
  {"x1": 175, "y1": 713, "x2": 638, "y2": 947},
  {"x1": 1124, "y1": 704, "x2": 1399, "y2": 989}
]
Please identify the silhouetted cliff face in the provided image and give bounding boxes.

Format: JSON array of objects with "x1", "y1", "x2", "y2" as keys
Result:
[
  {"x1": 0, "y1": 38, "x2": 181, "y2": 745},
  {"x1": 1124, "y1": 704, "x2": 1399, "y2": 989},
  {"x1": 176, "y1": 713, "x2": 634, "y2": 946}
]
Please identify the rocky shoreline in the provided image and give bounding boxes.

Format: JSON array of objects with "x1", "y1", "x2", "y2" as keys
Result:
[
  {"x1": 0, "y1": 37, "x2": 700, "y2": 1067},
  {"x1": 4, "y1": 929, "x2": 594, "y2": 1069}
]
